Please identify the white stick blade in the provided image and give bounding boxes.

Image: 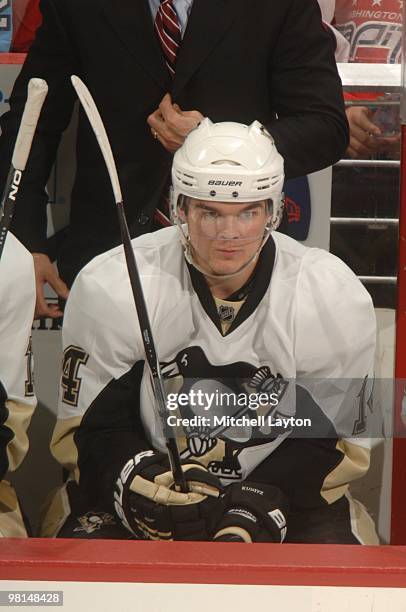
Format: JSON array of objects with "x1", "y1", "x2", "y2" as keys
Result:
[{"x1": 12, "y1": 78, "x2": 48, "y2": 171}]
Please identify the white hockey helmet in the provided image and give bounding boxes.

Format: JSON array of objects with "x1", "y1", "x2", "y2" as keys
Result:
[{"x1": 171, "y1": 118, "x2": 285, "y2": 229}]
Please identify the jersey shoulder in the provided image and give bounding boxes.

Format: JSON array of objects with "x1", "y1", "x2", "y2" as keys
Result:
[
  {"x1": 77, "y1": 225, "x2": 180, "y2": 280},
  {"x1": 0, "y1": 233, "x2": 35, "y2": 321},
  {"x1": 282, "y1": 238, "x2": 376, "y2": 375},
  {"x1": 273, "y1": 230, "x2": 372, "y2": 306},
  {"x1": 272, "y1": 232, "x2": 375, "y2": 371},
  {"x1": 66, "y1": 227, "x2": 183, "y2": 336}
]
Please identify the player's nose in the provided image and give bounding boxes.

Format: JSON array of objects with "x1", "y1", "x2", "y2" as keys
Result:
[{"x1": 216, "y1": 214, "x2": 241, "y2": 240}]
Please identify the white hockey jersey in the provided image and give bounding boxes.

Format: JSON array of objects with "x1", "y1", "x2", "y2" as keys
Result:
[
  {"x1": 0, "y1": 232, "x2": 36, "y2": 477},
  {"x1": 0, "y1": 232, "x2": 36, "y2": 537},
  {"x1": 52, "y1": 228, "x2": 376, "y2": 510}
]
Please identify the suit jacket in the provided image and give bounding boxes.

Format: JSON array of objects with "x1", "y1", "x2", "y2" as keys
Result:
[{"x1": 0, "y1": 0, "x2": 348, "y2": 285}]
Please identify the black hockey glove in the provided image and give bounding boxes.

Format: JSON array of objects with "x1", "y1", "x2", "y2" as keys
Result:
[
  {"x1": 114, "y1": 450, "x2": 223, "y2": 541},
  {"x1": 213, "y1": 482, "x2": 289, "y2": 543}
]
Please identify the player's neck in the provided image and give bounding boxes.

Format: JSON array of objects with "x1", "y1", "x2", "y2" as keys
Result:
[{"x1": 206, "y1": 264, "x2": 256, "y2": 300}]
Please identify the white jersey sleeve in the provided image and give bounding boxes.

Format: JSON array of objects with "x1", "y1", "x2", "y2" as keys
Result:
[
  {"x1": 248, "y1": 239, "x2": 377, "y2": 508},
  {"x1": 0, "y1": 233, "x2": 36, "y2": 478},
  {"x1": 295, "y1": 247, "x2": 376, "y2": 444}
]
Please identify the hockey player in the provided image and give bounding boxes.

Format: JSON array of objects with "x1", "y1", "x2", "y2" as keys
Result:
[
  {"x1": 0, "y1": 232, "x2": 36, "y2": 537},
  {"x1": 45, "y1": 120, "x2": 379, "y2": 544}
]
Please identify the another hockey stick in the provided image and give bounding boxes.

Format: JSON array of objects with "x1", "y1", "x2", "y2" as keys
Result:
[
  {"x1": 0, "y1": 78, "x2": 48, "y2": 259},
  {"x1": 71, "y1": 75, "x2": 188, "y2": 493}
]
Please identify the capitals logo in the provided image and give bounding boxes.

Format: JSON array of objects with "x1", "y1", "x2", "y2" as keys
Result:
[{"x1": 335, "y1": 0, "x2": 402, "y2": 63}]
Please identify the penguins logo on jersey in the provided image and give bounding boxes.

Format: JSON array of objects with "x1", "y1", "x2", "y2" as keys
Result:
[
  {"x1": 73, "y1": 511, "x2": 116, "y2": 534},
  {"x1": 160, "y1": 346, "x2": 289, "y2": 481}
]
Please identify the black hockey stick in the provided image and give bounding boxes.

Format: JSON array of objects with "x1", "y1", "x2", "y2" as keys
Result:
[
  {"x1": 0, "y1": 78, "x2": 48, "y2": 259},
  {"x1": 71, "y1": 75, "x2": 188, "y2": 493}
]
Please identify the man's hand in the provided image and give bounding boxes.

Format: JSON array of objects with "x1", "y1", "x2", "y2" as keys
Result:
[
  {"x1": 33, "y1": 253, "x2": 69, "y2": 319},
  {"x1": 147, "y1": 93, "x2": 203, "y2": 153},
  {"x1": 345, "y1": 106, "x2": 382, "y2": 158},
  {"x1": 114, "y1": 450, "x2": 223, "y2": 540}
]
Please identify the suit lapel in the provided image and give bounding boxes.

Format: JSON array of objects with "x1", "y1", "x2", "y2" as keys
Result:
[
  {"x1": 101, "y1": 0, "x2": 170, "y2": 90},
  {"x1": 172, "y1": 0, "x2": 237, "y2": 99}
]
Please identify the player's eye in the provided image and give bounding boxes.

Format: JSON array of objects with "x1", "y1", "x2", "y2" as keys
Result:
[
  {"x1": 202, "y1": 210, "x2": 219, "y2": 220},
  {"x1": 238, "y1": 210, "x2": 257, "y2": 221}
]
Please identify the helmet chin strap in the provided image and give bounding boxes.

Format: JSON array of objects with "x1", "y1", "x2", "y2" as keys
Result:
[{"x1": 180, "y1": 225, "x2": 272, "y2": 280}]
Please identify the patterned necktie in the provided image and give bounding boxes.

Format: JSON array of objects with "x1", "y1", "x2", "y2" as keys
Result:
[{"x1": 154, "y1": 0, "x2": 182, "y2": 77}]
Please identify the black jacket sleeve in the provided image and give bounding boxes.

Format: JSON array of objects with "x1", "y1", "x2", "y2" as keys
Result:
[
  {"x1": 266, "y1": 0, "x2": 348, "y2": 177},
  {"x1": 0, "y1": 0, "x2": 78, "y2": 253}
]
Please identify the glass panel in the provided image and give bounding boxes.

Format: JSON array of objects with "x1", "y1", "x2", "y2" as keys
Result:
[{"x1": 334, "y1": 62, "x2": 402, "y2": 543}]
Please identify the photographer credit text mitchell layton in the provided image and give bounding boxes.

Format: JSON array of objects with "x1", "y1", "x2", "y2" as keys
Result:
[{"x1": 165, "y1": 390, "x2": 312, "y2": 431}]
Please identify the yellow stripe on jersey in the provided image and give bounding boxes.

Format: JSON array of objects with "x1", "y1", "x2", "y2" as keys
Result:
[
  {"x1": 4, "y1": 399, "x2": 35, "y2": 472},
  {"x1": 0, "y1": 480, "x2": 28, "y2": 538},
  {"x1": 51, "y1": 416, "x2": 82, "y2": 483},
  {"x1": 39, "y1": 481, "x2": 72, "y2": 538},
  {"x1": 321, "y1": 440, "x2": 371, "y2": 505}
]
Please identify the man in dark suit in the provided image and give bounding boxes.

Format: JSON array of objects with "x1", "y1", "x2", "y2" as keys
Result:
[{"x1": 0, "y1": 0, "x2": 348, "y2": 317}]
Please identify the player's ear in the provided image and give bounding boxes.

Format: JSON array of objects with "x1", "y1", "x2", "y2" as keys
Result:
[
  {"x1": 178, "y1": 196, "x2": 189, "y2": 223},
  {"x1": 265, "y1": 199, "x2": 273, "y2": 226}
]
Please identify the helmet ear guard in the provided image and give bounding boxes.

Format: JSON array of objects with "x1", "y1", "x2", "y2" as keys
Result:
[{"x1": 268, "y1": 192, "x2": 285, "y2": 232}]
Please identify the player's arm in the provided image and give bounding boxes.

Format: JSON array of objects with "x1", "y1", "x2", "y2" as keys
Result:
[
  {"x1": 0, "y1": 235, "x2": 36, "y2": 481},
  {"x1": 50, "y1": 262, "x2": 153, "y2": 512},
  {"x1": 51, "y1": 255, "x2": 224, "y2": 540},
  {"x1": 0, "y1": 0, "x2": 78, "y2": 254},
  {"x1": 267, "y1": 0, "x2": 348, "y2": 178},
  {"x1": 250, "y1": 251, "x2": 376, "y2": 509}
]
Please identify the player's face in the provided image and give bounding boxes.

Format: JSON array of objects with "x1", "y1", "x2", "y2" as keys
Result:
[{"x1": 185, "y1": 199, "x2": 270, "y2": 276}]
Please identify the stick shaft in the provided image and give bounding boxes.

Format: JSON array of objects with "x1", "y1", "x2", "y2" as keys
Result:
[
  {"x1": 71, "y1": 75, "x2": 187, "y2": 492},
  {"x1": 117, "y1": 203, "x2": 187, "y2": 491}
]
